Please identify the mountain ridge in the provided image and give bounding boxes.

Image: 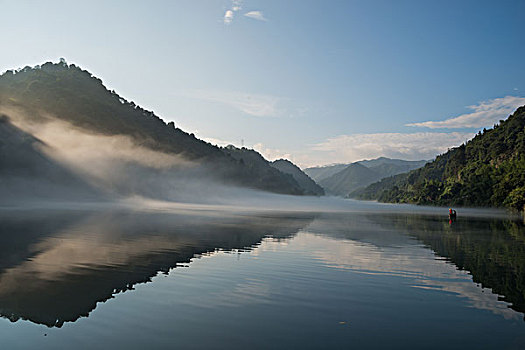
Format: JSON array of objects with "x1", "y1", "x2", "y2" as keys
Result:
[
  {"x1": 305, "y1": 157, "x2": 428, "y2": 196},
  {"x1": 0, "y1": 60, "x2": 314, "y2": 198}
]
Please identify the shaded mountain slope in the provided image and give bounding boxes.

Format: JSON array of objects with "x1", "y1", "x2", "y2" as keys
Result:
[
  {"x1": 270, "y1": 159, "x2": 324, "y2": 195},
  {"x1": 220, "y1": 146, "x2": 304, "y2": 195},
  {"x1": 0, "y1": 115, "x2": 101, "y2": 202}
]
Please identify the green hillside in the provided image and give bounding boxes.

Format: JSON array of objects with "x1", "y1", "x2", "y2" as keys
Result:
[
  {"x1": 353, "y1": 106, "x2": 525, "y2": 211},
  {"x1": 0, "y1": 60, "x2": 306, "y2": 196}
]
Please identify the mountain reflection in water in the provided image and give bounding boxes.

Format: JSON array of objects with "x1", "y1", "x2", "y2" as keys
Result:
[
  {"x1": 0, "y1": 209, "x2": 314, "y2": 327},
  {"x1": 0, "y1": 206, "x2": 524, "y2": 349},
  {"x1": 306, "y1": 213, "x2": 525, "y2": 320}
]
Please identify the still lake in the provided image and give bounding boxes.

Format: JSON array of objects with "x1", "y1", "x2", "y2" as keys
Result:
[{"x1": 0, "y1": 199, "x2": 524, "y2": 349}]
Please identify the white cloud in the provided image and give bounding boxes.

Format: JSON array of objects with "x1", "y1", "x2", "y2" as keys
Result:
[
  {"x1": 296, "y1": 131, "x2": 474, "y2": 167},
  {"x1": 200, "y1": 136, "x2": 234, "y2": 148},
  {"x1": 253, "y1": 143, "x2": 292, "y2": 162},
  {"x1": 244, "y1": 11, "x2": 267, "y2": 21},
  {"x1": 208, "y1": 131, "x2": 475, "y2": 169},
  {"x1": 223, "y1": 10, "x2": 234, "y2": 24},
  {"x1": 223, "y1": 0, "x2": 243, "y2": 24},
  {"x1": 242, "y1": 131, "x2": 474, "y2": 169},
  {"x1": 181, "y1": 89, "x2": 282, "y2": 117},
  {"x1": 407, "y1": 96, "x2": 525, "y2": 129}
]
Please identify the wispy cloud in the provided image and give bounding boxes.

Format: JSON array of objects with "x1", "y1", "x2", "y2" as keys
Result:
[
  {"x1": 407, "y1": 96, "x2": 525, "y2": 129},
  {"x1": 223, "y1": 10, "x2": 234, "y2": 24},
  {"x1": 200, "y1": 131, "x2": 475, "y2": 168},
  {"x1": 253, "y1": 143, "x2": 292, "y2": 162},
  {"x1": 181, "y1": 89, "x2": 282, "y2": 117},
  {"x1": 223, "y1": 0, "x2": 243, "y2": 24},
  {"x1": 244, "y1": 11, "x2": 267, "y2": 21},
  {"x1": 298, "y1": 131, "x2": 475, "y2": 167},
  {"x1": 200, "y1": 136, "x2": 234, "y2": 148}
]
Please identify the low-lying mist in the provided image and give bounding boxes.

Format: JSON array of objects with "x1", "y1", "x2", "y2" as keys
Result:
[
  {"x1": 0, "y1": 106, "x2": 257, "y2": 205},
  {"x1": 0, "y1": 106, "x2": 518, "y2": 220}
]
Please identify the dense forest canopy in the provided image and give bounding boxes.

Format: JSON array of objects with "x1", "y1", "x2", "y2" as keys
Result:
[{"x1": 353, "y1": 106, "x2": 525, "y2": 211}]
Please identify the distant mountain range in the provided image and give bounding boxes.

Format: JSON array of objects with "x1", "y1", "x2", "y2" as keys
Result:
[
  {"x1": 0, "y1": 61, "x2": 316, "y2": 201},
  {"x1": 353, "y1": 106, "x2": 525, "y2": 211},
  {"x1": 304, "y1": 157, "x2": 428, "y2": 196}
]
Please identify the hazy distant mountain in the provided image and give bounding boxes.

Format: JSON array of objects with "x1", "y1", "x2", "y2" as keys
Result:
[
  {"x1": 270, "y1": 159, "x2": 324, "y2": 196},
  {"x1": 318, "y1": 163, "x2": 382, "y2": 196},
  {"x1": 306, "y1": 157, "x2": 428, "y2": 196},
  {"x1": 357, "y1": 157, "x2": 428, "y2": 177},
  {"x1": 353, "y1": 106, "x2": 525, "y2": 211},
  {"x1": 0, "y1": 61, "x2": 307, "y2": 199},
  {"x1": 303, "y1": 163, "x2": 349, "y2": 182}
]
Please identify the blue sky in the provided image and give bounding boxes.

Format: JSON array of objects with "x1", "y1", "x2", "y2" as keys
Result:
[{"x1": 1, "y1": 0, "x2": 524, "y2": 167}]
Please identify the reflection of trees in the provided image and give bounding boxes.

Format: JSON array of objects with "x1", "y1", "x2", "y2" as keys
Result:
[
  {"x1": 378, "y1": 214, "x2": 525, "y2": 316},
  {"x1": 0, "y1": 210, "x2": 313, "y2": 327}
]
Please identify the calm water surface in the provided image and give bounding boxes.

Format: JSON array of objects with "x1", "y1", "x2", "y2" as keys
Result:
[{"x1": 0, "y1": 201, "x2": 524, "y2": 349}]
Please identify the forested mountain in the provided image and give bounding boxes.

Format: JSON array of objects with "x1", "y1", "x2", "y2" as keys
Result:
[
  {"x1": 305, "y1": 157, "x2": 427, "y2": 196},
  {"x1": 0, "y1": 60, "x2": 307, "y2": 198},
  {"x1": 303, "y1": 163, "x2": 348, "y2": 182},
  {"x1": 319, "y1": 163, "x2": 382, "y2": 196},
  {"x1": 353, "y1": 106, "x2": 525, "y2": 211},
  {"x1": 270, "y1": 159, "x2": 324, "y2": 196},
  {"x1": 220, "y1": 146, "x2": 305, "y2": 195}
]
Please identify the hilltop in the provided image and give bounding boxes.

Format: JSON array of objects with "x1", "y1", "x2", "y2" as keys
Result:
[{"x1": 0, "y1": 60, "x2": 314, "y2": 198}]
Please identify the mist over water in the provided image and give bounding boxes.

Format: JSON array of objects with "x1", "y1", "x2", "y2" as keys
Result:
[{"x1": 0, "y1": 106, "x2": 519, "y2": 223}]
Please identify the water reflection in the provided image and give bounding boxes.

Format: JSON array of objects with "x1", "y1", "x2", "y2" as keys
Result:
[
  {"x1": 0, "y1": 207, "x2": 523, "y2": 332},
  {"x1": 388, "y1": 214, "x2": 525, "y2": 316},
  {"x1": 304, "y1": 213, "x2": 525, "y2": 320},
  {"x1": 0, "y1": 209, "x2": 314, "y2": 327}
]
